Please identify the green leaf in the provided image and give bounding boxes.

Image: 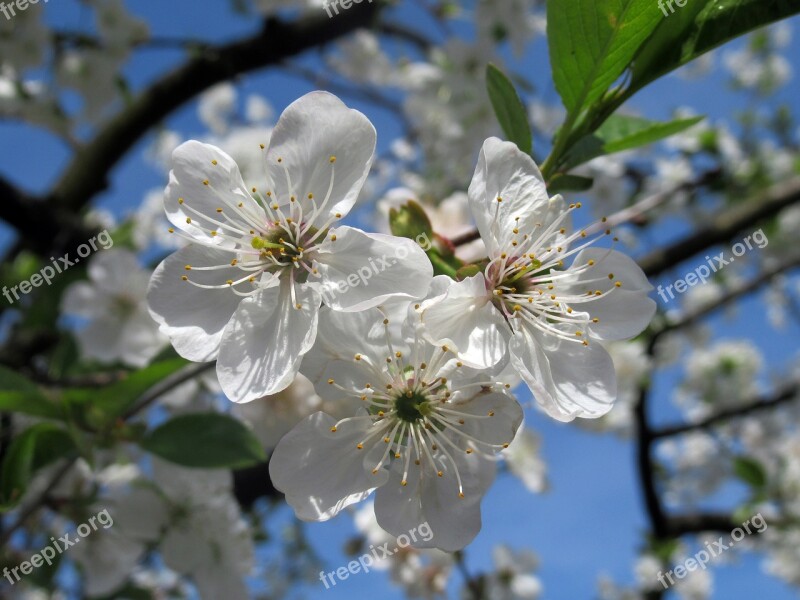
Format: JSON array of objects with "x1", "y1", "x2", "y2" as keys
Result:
[
  {"x1": 0, "y1": 423, "x2": 77, "y2": 510},
  {"x1": 631, "y1": 0, "x2": 800, "y2": 92},
  {"x1": 565, "y1": 115, "x2": 704, "y2": 168},
  {"x1": 389, "y1": 200, "x2": 434, "y2": 240},
  {"x1": 0, "y1": 366, "x2": 64, "y2": 420},
  {"x1": 63, "y1": 358, "x2": 188, "y2": 425},
  {"x1": 486, "y1": 64, "x2": 532, "y2": 154},
  {"x1": 140, "y1": 413, "x2": 266, "y2": 469},
  {"x1": 733, "y1": 456, "x2": 768, "y2": 490},
  {"x1": 548, "y1": 174, "x2": 595, "y2": 194},
  {"x1": 547, "y1": 0, "x2": 663, "y2": 115}
]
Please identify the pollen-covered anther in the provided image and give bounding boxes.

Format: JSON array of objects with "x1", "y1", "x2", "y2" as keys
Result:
[
  {"x1": 329, "y1": 155, "x2": 336, "y2": 163},
  {"x1": 357, "y1": 443, "x2": 363, "y2": 450},
  {"x1": 327, "y1": 378, "x2": 335, "y2": 385},
  {"x1": 177, "y1": 197, "x2": 184, "y2": 204},
  {"x1": 437, "y1": 470, "x2": 443, "y2": 477},
  {"x1": 615, "y1": 281, "x2": 622, "y2": 288},
  {"x1": 226, "y1": 279, "x2": 233, "y2": 286},
  {"x1": 184, "y1": 265, "x2": 192, "y2": 271},
  {"x1": 202, "y1": 179, "x2": 209, "y2": 186},
  {"x1": 401, "y1": 480, "x2": 408, "y2": 486},
  {"x1": 354, "y1": 354, "x2": 362, "y2": 361},
  {"x1": 330, "y1": 426, "x2": 337, "y2": 432},
  {"x1": 181, "y1": 275, "x2": 188, "y2": 281}
]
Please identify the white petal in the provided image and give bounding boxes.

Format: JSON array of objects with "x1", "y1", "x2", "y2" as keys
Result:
[
  {"x1": 87, "y1": 249, "x2": 149, "y2": 296},
  {"x1": 217, "y1": 280, "x2": 319, "y2": 403},
  {"x1": 509, "y1": 325, "x2": 617, "y2": 421},
  {"x1": 300, "y1": 306, "x2": 401, "y2": 391},
  {"x1": 421, "y1": 274, "x2": 508, "y2": 369},
  {"x1": 558, "y1": 248, "x2": 656, "y2": 340},
  {"x1": 266, "y1": 92, "x2": 376, "y2": 219},
  {"x1": 454, "y1": 391, "x2": 523, "y2": 447},
  {"x1": 62, "y1": 281, "x2": 113, "y2": 319},
  {"x1": 165, "y1": 140, "x2": 264, "y2": 248},
  {"x1": 374, "y1": 450, "x2": 495, "y2": 551},
  {"x1": 147, "y1": 244, "x2": 244, "y2": 362},
  {"x1": 269, "y1": 412, "x2": 388, "y2": 521},
  {"x1": 316, "y1": 227, "x2": 433, "y2": 311},
  {"x1": 468, "y1": 137, "x2": 560, "y2": 256}
]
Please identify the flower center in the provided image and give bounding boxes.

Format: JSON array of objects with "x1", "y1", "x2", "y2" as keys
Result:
[{"x1": 393, "y1": 390, "x2": 432, "y2": 423}]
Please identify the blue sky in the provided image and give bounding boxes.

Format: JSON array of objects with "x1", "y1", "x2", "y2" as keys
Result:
[{"x1": 2, "y1": 2, "x2": 799, "y2": 598}]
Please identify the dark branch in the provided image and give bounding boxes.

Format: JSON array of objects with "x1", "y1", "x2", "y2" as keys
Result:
[
  {"x1": 46, "y1": 4, "x2": 381, "y2": 217},
  {"x1": 653, "y1": 380, "x2": 800, "y2": 440},
  {"x1": 639, "y1": 177, "x2": 800, "y2": 278}
]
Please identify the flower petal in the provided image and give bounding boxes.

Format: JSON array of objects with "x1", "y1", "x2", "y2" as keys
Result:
[
  {"x1": 453, "y1": 391, "x2": 523, "y2": 447},
  {"x1": 147, "y1": 244, "x2": 244, "y2": 362},
  {"x1": 509, "y1": 325, "x2": 617, "y2": 421},
  {"x1": 269, "y1": 412, "x2": 388, "y2": 521},
  {"x1": 374, "y1": 449, "x2": 495, "y2": 551},
  {"x1": 316, "y1": 226, "x2": 433, "y2": 311},
  {"x1": 468, "y1": 137, "x2": 562, "y2": 256},
  {"x1": 420, "y1": 274, "x2": 508, "y2": 369},
  {"x1": 165, "y1": 141, "x2": 264, "y2": 249},
  {"x1": 217, "y1": 280, "x2": 320, "y2": 403},
  {"x1": 558, "y1": 248, "x2": 656, "y2": 340},
  {"x1": 266, "y1": 92, "x2": 376, "y2": 219}
]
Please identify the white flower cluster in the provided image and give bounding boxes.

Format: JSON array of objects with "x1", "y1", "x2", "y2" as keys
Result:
[{"x1": 142, "y1": 91, "x2": 655, "y2": 551}]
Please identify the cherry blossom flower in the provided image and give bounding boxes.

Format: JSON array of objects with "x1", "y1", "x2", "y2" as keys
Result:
[
  {"x1": 62, "y1": 249, "x2": 168, "y2": 368},
  {"x1": 269, "y1": 307, "x2": 523, "y2": 551},
  {"x1": 148, "y1": 92, "x2": 433, "y2": 402},
  {"x1": 421, "y1": 137, "x2": 656, "y2": 421}
]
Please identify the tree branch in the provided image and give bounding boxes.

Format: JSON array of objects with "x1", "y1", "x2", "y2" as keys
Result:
[
  {"x1": 639, "y1": 176, "x2": 800, "y2": 278},
  {"x1": 652, "y1": 379, "x2": 800, "y2": 440},
  {"x1": 0, "y1": 3, "x2": 379, "y2": 254}
]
